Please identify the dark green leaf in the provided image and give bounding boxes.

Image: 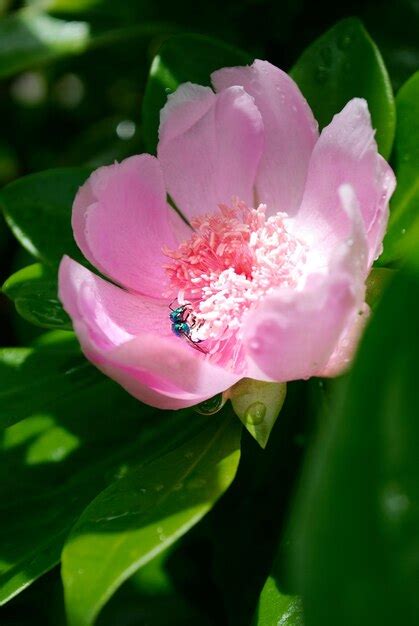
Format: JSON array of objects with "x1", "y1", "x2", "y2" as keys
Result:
[
  {"x1": 252, "y1": 576, "x2": 303, "y2": 626},
  {"x1": 381, "y1": 71, "x2": 419, "y2": 264},
  {"x1": 142, "y1": 34, "x2": 250, "y2": 153},
  {"x1": 291, "y1": 18, "x2": 395, "y2": 158},
  {"x1": 0, "y1": 338, "x2": 101, "y2": 429},
  {"x1": 62, "y1": 409, "x2": 241, "y2": 626},
  {"x1": 0, "y1": 167, "x2": 90, "y2": 266},
  {"x1": 291, "y1": 266, "x2": 419, "y2": 625},
  {"x1": 209, "y1": 381, "x2": 320, "y2": 626},
  {"x1": 3, "y1": 263, "x2": 71, "y2": 330},
  {"x1": 0, "y1": 384, "x2": 200, "y2": 605},
  {"x1": 97, "y1": 549, "x2": 212, "y2": 626}
]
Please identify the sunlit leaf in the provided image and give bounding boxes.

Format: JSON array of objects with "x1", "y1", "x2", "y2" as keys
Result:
[
  {"x1": 0, "y1": 8, "x2": 89, "y2": 78},
  {"x1": 0, "y1": 167, "x2": 90, "y2": 266},
  {"x1": 381, "y1": 71, "x2": 419, "y2": 264},
  {"x1": 0, "y1": 339, "x2": 101, "y2": 429},
  {"x1": 3, "y1": 263, "x2": 71, "y2": 330},
  {"x1": 0, "y1": 377, "x2": 170, "y2": 604},
  {"x1": 0, "y1": 7, "x2": 176, "y2": 78},
  {"x1": 252, "y1": 576, "x2": 303, "y2": 626},
  {"x1": 62, "y1": 410, "x2": 241, "y2": 626}
]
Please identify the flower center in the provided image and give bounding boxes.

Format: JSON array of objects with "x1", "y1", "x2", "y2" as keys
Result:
[{"x1": 163, "y1": 199, "x2": 307, "y2": 366}]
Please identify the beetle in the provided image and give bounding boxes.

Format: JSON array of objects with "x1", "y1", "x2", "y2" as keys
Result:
[{"x1": 169, "y1": 302, "x2": 207, "y2": 353}]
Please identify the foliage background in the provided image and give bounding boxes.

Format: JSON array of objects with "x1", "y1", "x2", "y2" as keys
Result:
[{"x1": 0, "y1": 1, "x2": 418, "y2": 625}]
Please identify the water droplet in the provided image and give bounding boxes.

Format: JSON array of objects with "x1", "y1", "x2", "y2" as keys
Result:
[
  {"x1": 155, "y1": 484, "x2": 164, "y2": 492},
  {"x1": 401, "y1": 228, "x2": 406, "y2": 235},
  {"x1": 249, "y1": 337, "x2": 261, "y2": 351},
  {"x1": 347, "y1": 237, "x2": 354, "y2": 247},
  {"x1": 245, "y1": 401, "x2": 266, "y2": 425},
  {"x1": 116, "y1": 119, "x2": 136, "y2": 141},
  {"x1": 382, "y1": 483, "x2": 410, "y2": 521},
  {"x1": 195, "y1": 393, "x2": 224, "y2": 415},
  {"x1": 337, "y1": 33, "x2": 352, "y2": 50}
]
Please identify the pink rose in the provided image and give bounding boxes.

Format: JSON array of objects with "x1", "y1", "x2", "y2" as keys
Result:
[{"x1": 59, "y1": 60, "x2": 395, "y2": 409}]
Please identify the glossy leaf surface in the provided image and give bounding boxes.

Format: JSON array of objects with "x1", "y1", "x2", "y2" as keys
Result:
[
  {"x1": 381, "y1": 72, "x2": 419, "y2": 264},
  {"x1": 252, "y1": 576, "x2": 303, "y2": 626},
  {"x1": 291, "y1": 18, "x2": 395, "y2": 158},
  {"x1": 0, "y1": 376, "x2": 166, "y2": 604},
  {"x1": 292, "y1": 267, "x2": 419, "y2": 625},
  {"x1": 3, "y1": 263, "x2": 71, "y2": 329},
  {"x1": 62, "y1": 410, "x2": 241, "y2": 626},
  {"x1": 0, "y1": 339, "x2": 100, "y2": 429},
  {"x1": 0, "y1": 167, "x2": 90, "y2": 266}
]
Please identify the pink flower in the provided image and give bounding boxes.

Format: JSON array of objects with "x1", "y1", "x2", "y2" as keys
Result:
[{"x1": 59, "y1": 60, "x2": 395, "y2": 409}]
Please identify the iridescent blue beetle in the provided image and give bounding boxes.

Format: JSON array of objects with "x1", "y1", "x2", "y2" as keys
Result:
[{"x1": 169, "y1": 302, "x2": 207, "y2": 353}]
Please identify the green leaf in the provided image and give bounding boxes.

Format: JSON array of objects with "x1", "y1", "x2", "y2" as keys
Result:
[
  {"x1": 30, "y1": 0, "x2": 101, "y2": 11},
  {"x1": 365, "y1": 267, "x2": 395, "y2": 309},
  {"x1": 62, "y1": 409, "x2": 241, "y2": 626},
  {"x1": 0, "y1": 8, "x2": 89, "y2": 78},
  {"x1": 252, "y1": 576, "x2": 303, "y2": 626},
  {"x1": 0, "y1": 7, "x2": 177, "y2": 79},
  {"x1": 97, "y1": 548, "x2": 212, "y2": 626},
  {"x1": 381, "y1": 71, "x2": 419, "y2": 264},
  {"x1": 230, "y1": 379, "x2": 287, "y2": 448},
  {"x1": 0, "y1": 376, "x2": 166, "y2": 605},
  {"x1": 209, "y1": 380, "x2": 322, "y2": 626},
  {"x1": 142, "y1": 34, "x2": 251, "y2": 153},
  {"x1": 291, "y1": 18, "x2": 395, "y2": 158},
  {"x1": 0, "y1": 167, "x2": 90, "y2": 266},
  {"x1": 0, "y1": 339, "x2": 101, "y2": 429},
  {"x1": 2, "y1": 263, "x2": 71, "y2": 330},
  {"x1": 291, "y1": 266, "x2": 419, "y2": 625}
]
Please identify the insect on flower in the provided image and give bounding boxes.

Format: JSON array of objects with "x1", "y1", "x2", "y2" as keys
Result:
[
  {"x1": 169, "y1": 301, "x2": 207, "y2": 353},
  {"x1": 59, "y1": 59, "x2": 396, "y2": 409}
]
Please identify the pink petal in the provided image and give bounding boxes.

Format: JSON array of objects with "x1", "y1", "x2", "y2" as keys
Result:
[
  {"x1": 72, "y1": 154, "x2": 190, "y2": 297},
  {"x1": 211, "y1": 60, "x2": 318, "y2": 215},
  {"x1": 59, "y1": 256, "x2": 240, "y2": 409},
  {"x1": 294, "y1": 98, "x2": 395, "y2": 267},
  {"x1": 319, "y1": 303, "x2": 370, "y2": 377},
  {"x1": 157, "y1": 83, "x2": 264, "y2": 220},
  {"x1": 243, "y1": 272, "x2": 358, "y2": 382},
  {"x1": 243, "y1": 185, "x2": 368, "y2": 381}
]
